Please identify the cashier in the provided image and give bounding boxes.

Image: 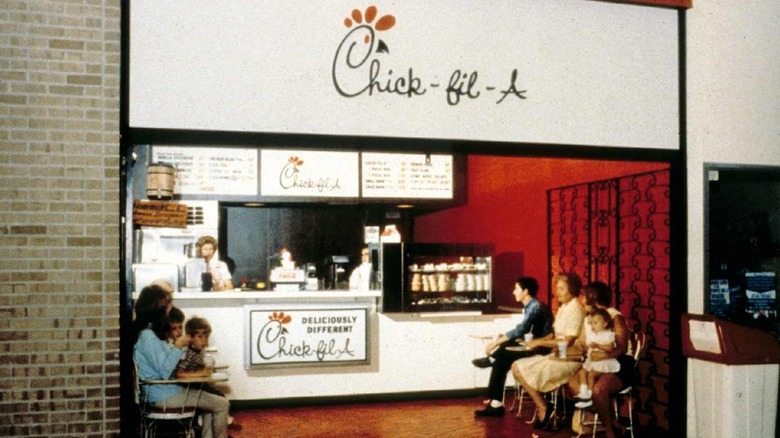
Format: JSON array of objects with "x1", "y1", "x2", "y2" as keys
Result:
[
  {"x1": 279, "y1": 247, "x2": 294, "y2": 270},
  {"x1": 349, "y1": 247, "x2": 372, "y2": 290},
  {"x1": 197, "y1": 235, "x2": 234, "y2": 291}
]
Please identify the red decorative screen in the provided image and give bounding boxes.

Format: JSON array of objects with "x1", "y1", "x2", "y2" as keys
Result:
[{"x1": 548, "y1": 169, "x2": 670, "y2": 430}]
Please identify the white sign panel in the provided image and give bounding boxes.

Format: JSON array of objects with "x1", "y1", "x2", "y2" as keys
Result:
[
  {"x1": 244, "y1": 304, "x2": 369, "y2": 368},
  {"x1": 687, "y1": 320, "x2": 721, "y2": 355},
  {"x1": 260, "y1": 150, "x2": 359, "y2": 197},
  {"x1": 362, "y1": 153, "x2": 453, "y2": 199},
  {"x1": 152, "y1": 146, "x2": 258, "y2": 195},
  {"x1": 129, "y1": 1, "x2": 679, "y2": 150}
]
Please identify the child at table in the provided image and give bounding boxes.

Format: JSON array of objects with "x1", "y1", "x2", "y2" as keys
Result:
[
  {"x1": 176, "y1": 315, "x2": 242, "y2": 431},
  {"x1": 167, "y1": 306, "x2": 185, "y2": 347},
  {"x1": 574, "y1": 307, "x2": 621, "y2": 408},
  {"x1": 176, "y1": 316, "x2": 219, "y2": 384}
]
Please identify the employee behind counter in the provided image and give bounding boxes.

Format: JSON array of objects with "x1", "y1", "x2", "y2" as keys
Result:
[
  {"x1": 349, "y1": 246, "x2": 373, "y2": 291},
  {"x1": 197, "y1": 236, "x2": 234, "y2": 291}
]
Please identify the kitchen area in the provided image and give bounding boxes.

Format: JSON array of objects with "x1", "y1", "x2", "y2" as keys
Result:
[{"x1": 126, "y1": 144, "x2": 517, "y2": 404}]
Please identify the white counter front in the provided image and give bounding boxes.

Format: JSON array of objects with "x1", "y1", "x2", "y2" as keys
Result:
[
  {"x1": 167, "y1": 292, "x2": 520, "y2": 402},
  {"x1": 169, "y1": 289, "x2": 382, "y2": 300}
]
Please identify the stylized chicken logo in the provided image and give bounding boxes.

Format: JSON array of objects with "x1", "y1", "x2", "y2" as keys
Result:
[
  {"x1": 343, "y1": 5, "x2": 396, "y2": 54},
  {"x1": 269, "y1": 311, "x2": 292, "y2": 335},
  {"x1": 288, "y1": 156, "x2": 304, "y2": 172},
  {"x1": 332, "y1": 6, "x2": 397, "y2": 97}
]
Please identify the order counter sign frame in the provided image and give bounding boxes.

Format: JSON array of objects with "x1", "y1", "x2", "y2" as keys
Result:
[{"x1": 243, "y1": 304, "x2": 370, "y2": 369}]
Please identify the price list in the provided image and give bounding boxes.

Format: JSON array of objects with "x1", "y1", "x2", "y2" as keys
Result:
[
  {"x1": 362, "y1": 153, "x2": 453, "y2": 199},
  {"x1": 152, "y1": 146, "x2": 258, "y2": 195}
]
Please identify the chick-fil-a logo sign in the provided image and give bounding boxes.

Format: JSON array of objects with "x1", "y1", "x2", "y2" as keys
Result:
[
  {"x1": 247, "y1": 307, "x2": 369, "y2": 367},
  {"x1": 279, "y1": 155, "x2": 342, "y2": 193},
  {"x1": 260, "y1": 150, "x2": 359, "y2": 198},
  {"x1": 332, "y1": 5, "x2": 527, "y2": 106}
]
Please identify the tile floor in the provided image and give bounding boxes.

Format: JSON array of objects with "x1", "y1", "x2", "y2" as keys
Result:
[{"x1": 229, "y1": 395, "x2": 647, "y2": 438}]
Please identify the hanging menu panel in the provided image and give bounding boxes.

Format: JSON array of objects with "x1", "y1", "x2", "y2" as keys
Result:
[
  {"x1": 362, "y1": 153, "x2": 453, "y2": 199},
  {"x1": 152, "y1": 146, "x2": 258, "y2": 196}
]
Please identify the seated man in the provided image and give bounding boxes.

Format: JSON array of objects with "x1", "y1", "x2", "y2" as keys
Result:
[{"x1": 474, "y1": 276, "x2": 553, "y2": 417}]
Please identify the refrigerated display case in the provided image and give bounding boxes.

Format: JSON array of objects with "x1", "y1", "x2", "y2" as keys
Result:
[{"x1": 380, "y1": 243, "x2": 493, "y2": 313}]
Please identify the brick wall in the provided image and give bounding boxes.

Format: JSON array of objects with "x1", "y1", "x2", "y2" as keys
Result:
[{"x1": 0, "y1": 1, "x2": 121, "y2": 436}]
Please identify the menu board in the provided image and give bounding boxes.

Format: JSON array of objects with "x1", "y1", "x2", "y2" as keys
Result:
[
  {"x1": 152, "y1": 146, "x2": 258, "y2": 196},
  {"x1": 361, "y1": 153, "x2": 453, "y2": 199}
]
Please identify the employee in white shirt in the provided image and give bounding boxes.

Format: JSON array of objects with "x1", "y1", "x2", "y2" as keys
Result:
[
  {"x1": 197, "y1": 235, "x2": 234, "y2": 291},
  {"x1": 349, "y1": 247, "x2": 372, "y2": 290}
]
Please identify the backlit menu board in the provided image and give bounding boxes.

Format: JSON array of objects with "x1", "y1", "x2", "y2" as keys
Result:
[
  {"x1": 152, "y1": 146, "x2": 258, "y2": 196},
  {"x1": 362, "y1": 153, "x2": 453, "y2": 199}
]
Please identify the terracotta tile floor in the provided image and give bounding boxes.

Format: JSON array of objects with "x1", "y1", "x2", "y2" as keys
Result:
[{"x1": 229, "y1": 395, "x2": 619, "y2": 438}]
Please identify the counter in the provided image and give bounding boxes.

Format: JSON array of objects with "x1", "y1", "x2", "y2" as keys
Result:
[
  {"x1": 168, "y1": 289, "x2": 382, "y2": 300},
  {"x1": 139, "y1": 290, "x2": 521, "y2": 402}
]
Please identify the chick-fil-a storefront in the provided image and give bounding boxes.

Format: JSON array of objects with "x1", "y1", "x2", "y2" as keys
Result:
[{"x1": 121, "y1": 0, "x2": 688, "y2": 434}]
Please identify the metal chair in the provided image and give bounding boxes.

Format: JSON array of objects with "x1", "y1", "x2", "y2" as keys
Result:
[
  {"x1": 134, "y1": 364, "x2": 200, "y2": 438},
  {"x1": 511, "y1": 378, "x2": 568, "y2": 430},
  {"x1": 512, "y1": 353, "x2": 573, "y2": 426},
  {"x1": 610, "y1": 330, "x2": 647, "y2": 438},
  {"x1": 510, "y1": 379, "x2": 525, "y2": 416},
  {"x1": 576, "y1": 330, "x2": 647, "y2": 438}
]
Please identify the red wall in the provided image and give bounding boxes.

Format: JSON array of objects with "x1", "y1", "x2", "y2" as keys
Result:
[{"x1": 413, "y1": 156, "x2": 669, "y2": 308}]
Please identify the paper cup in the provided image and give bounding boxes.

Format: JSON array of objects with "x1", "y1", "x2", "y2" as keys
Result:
[
  {"x1": 557, "y1": 341, "x2": 567, "y2": 358},
  {"x1": 524, "y1": 333, "x2": 533, "y2": 344}
]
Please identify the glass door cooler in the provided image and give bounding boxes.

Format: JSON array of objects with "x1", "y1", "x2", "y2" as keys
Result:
[{"x1": 380, "y1": 243, "x2": 494, "y2": 313}]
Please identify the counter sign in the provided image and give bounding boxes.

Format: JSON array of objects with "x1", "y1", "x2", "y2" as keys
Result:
[{"x1": 244, "y1": 304, "x2": 369, "y2": 368}]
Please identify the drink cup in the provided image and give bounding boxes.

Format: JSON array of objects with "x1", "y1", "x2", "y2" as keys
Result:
[
  {"x1": 204, "y1": 353, "x2": 215, "y2": 374},
  {"x1": 201, "y1": 272, "x2": 213, "y2": 292},
  {"x1": 557, "y1": 341, "x2": 567, "y2": 358},
  {"x1": 524, "y1": 333, "x2": 533, "y2": 345}
]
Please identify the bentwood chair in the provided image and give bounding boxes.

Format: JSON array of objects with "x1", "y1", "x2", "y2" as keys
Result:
[
  {"x1": 575, "y1": 330, "x2": 647, "y2": 438},
  {"x1": 134, "y1": 364, "x2": 199, "y2": 438},
  {"x1": 610, "y1": 330, "x2": 647, "y2": 438},
  {"x1": 512, "y1": 348, "x2": 568, "y2": 422}
]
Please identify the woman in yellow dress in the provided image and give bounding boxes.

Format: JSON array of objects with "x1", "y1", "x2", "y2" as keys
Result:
[{"x1": 511, "y1": 272, "x2": 585, "y2": 428}]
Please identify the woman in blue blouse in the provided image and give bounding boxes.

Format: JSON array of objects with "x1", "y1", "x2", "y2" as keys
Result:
[{"x1": 133, "y1": 285, "x2": 229, "y2": 438}]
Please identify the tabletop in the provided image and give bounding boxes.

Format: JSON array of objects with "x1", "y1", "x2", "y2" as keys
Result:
[
  {"x1": 143, "y1": 372, "x2": 229, "y2": 385},
  {"x1": 505, "y1": 345, "x2": 534, "y2": 353},
  {"x1": 505, "y1": 345, "x2": 544, "y2": 358}
]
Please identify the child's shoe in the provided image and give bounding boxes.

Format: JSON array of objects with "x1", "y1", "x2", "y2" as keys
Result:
[
  {"x1": 574, "y1": 387, "x2": 593, "y2": 408},
  {"x1": 575, "y1": 399, "x2": 593, "y2": 409}
]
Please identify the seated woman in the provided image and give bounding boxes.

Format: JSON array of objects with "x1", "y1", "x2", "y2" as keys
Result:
[
  {"x1": 567, "y1": 281, "x2": 631, "y2": 438},
  {"x1": 510, "y1": 273, "x2": 585, "y2": 429},
  {"x1": 133, "y1": 284, "x2": 230, "y2": 438},
  {"x1": 132, "y1": 281, "x2": 173, "y2": 335}
]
